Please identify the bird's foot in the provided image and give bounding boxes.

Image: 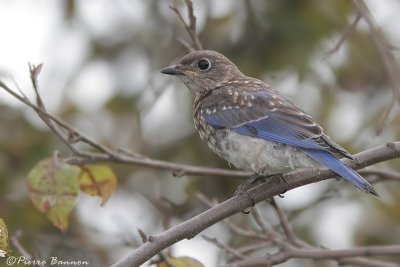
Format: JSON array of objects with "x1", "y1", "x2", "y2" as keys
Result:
[
  {"x1": 278, "y1": 175, "x2": 289, "y2": 197},
  {"x1": 234, "y1": 174, "x2": 265, "y2": 214},
  {"x1": 237, "y1": 190, "x2": 256, "y2": 214},
  {"x1": 234, "y1": 174, "x2": 264, "y2": 196}
]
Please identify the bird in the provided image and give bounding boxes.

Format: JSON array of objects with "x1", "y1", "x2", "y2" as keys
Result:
[{"x1": 161, "y1": 50, "x2": 378, "y2": 196}]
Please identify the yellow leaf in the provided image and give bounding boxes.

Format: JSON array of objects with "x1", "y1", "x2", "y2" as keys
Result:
[
  {"x1": 27, "y1": 152, "x2": 80, "y2": 232},
  {"x1": 0, "y1": 218, "x2": 10, "y2": 256},
  {"x1": 79, "y1": 164, "x2": 117, "y2": 205},
  {"x1": 157, "y1": 256, "x2": 204, "y2": 267}
]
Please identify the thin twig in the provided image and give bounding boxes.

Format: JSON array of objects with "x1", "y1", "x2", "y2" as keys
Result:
[
  {"x1": 287, "y1": 186, "x2": 338, "y2": 221},
  {"x1": 250, "y1": 206, "x2": 277, "y2": 240},
  {"x1": 202, "y1": 235, "x2": 247, "y2": 261},
  {"x1": 196, "y1": 192, "x2": 219, "y2": 207},
  {"x1": 10, "y1": 230, "x2": 33, "y2": 260},
  {"x1": 270, "y1": 198, "x2": 297, "y2": 245},
  {"x1": 236, "y1": 242, "x2": 270, "y2": 255},
  {"x1": 176, "y1": 38, "x2": 194, "y2": 52},
  {"x1": 339, "y1": 257, "x2": 400, "y2": 267},
  {"x1": 377, "y1": 95, "x2": 397, "y2": 135},
  {"x1": 0, "y1": 77, "x2": 250, "y2": 178},
  {"x1": 28, "y1": 64, "x2": 78, "y2": 153},
  {"x1": 137, "y1": 229, "x2": 148, "y2": 243},
  {"x1": 352, "y1": 0, "x2": 400, "y2": 133},
  {"x1": 69, "y1": 149, "x2": 249, "y2": 177},
  {"x1": 228, "y1": 244, "x2": 400, "y2": 267},
  {"x1": 154, "y1": 253, "x2": 176, "y2": 267},
  {"x1": 197, "y1": 193, "x2": 269, "y2": 240},
  {"x1": 28, "y1": 63, "x2": 44, "y2": 108},
  {"x1": 170, "y1": 0, "x2": 203, "y2": 51},
  {"x1": 359, "y1": 168, "x2": 400, "y2": 183},
  {"x1": 324, "y1": 12, "x2": 362, "y2": 58}
]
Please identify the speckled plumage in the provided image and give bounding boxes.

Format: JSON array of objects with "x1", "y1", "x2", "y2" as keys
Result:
[{"x1": 161, "y1": 50, "x2": 377, "y2": 195}]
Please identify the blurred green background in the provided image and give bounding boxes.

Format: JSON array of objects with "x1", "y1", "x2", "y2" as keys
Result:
[{"x1": 0, "y1": 0, "x2": 399, "y2": 266}]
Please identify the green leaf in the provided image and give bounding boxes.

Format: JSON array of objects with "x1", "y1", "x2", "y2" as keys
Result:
[
  {"x1": 157, "y1": 256, "x2": 204, "y2": 267},
  {"x1": 79, "y1": 164, "x2": 117, "y2": 206},
  {"x1": 0, "y1": 218, "x2": 9, "y2": 256},
  {"x1": 27, "y1": 152, "x2": 80, "y2": 232}
]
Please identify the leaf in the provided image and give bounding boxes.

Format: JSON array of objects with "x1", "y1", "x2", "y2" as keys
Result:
[
  {"x1": 157, "y1": 256, "x2": 204, "y2": 267},
  {"x1": 27, "y1": 152, "x2": 80, "y2": 232},
  {"x1": 79, "y1": 164, "x2": 117, "y2": 205},
  {"x1": 0, "y1": 218, "x2": 9, "y2": 256}
]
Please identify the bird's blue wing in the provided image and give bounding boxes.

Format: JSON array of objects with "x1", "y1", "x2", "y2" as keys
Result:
[
  {"x1": 201, "y1": 87, "x2": 349, "y2": 156},
  {"x1": 233, "y1": 111, "x2": 326, "y2": 150}
]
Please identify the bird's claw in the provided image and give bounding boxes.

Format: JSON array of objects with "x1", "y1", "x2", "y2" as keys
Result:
[
  {"x1": 234, "y1": 174, "x2": 264, "y2": 196},
  {"x1": 236, "y1": 190, "x2": 256, "y2": 214}
]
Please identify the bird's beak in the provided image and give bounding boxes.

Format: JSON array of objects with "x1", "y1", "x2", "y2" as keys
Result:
[{"x1": 161, "y1": 65, "x2": 183, "y2": 75}]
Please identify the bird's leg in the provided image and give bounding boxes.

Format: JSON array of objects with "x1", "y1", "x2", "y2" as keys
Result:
[
  {"x1": 234, "y1": 174, "x2": 263, "y2": 214},
  {"x1": 234, "y1": 173, "x2": 265, "y2": 196}
]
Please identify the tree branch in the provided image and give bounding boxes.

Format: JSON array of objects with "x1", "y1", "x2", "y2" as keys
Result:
[
  {"x1": 0, "y1": 74, "x2": 251, "y2": 179},
  {"x1": 200, "y1": 192, "x2": 399, "y2": 267},
  {"x1": 339, "y1": 257, "x2": 400, "y2": 267},
  {"x1": 359, "y1": 168, "x2": 400, "y2": 183},
  {"x1": 111, "y1": 141, "x2": 400, "y2": 267},
  {"x1": 229, "y1": 244, "x2": 400, "y2": 267}
]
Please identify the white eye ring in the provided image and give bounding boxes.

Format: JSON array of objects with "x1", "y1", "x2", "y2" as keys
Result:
[{"x1": 197, "y1": 58, "x2": 211, "y2": 71}]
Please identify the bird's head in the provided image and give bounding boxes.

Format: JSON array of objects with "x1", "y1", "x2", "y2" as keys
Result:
[{"x1": 161, "y1": 50, "x2": 244, "y2": 95}]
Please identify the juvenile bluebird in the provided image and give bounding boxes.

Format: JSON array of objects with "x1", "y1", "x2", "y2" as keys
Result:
[{"x1": 161, "y1": 50, "x2": 377, "y2": 196}]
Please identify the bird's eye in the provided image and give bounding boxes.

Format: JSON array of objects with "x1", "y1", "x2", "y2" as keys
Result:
[{"x1": 197, "y1": 59, "x2": 211, "y2": 71}]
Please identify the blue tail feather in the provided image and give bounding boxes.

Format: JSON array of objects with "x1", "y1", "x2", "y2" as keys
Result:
[{"x1": 304, "y1": 150, "x2": 378, "y2": 196}]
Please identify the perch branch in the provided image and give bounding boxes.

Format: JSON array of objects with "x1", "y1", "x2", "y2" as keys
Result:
[{"x1": 111, "y1": 141, "x2": 400, "y2": 267}]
